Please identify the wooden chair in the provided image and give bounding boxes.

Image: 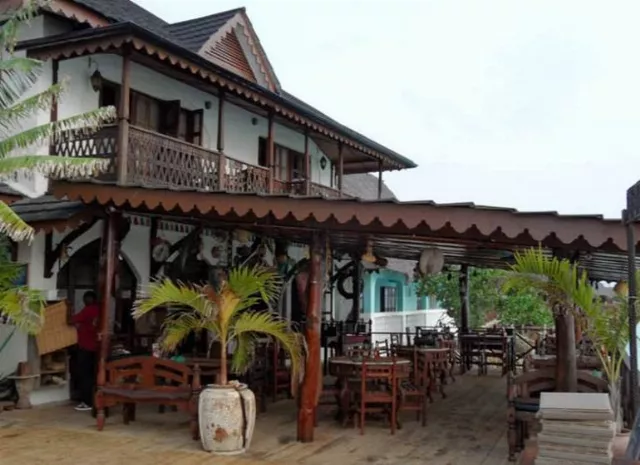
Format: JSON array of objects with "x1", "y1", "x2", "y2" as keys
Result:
[
  {"x1": 437, "y1": 338, "x2": 457, "y2": 383},
  {"x1": 353, "y1": 358, "x2": 398, "y2": 435},
  {"x1": 374, "y1": 339, "x2": 390, "y2": 357},
  {"x1": 340, "y1": 334, "x2": 370, "y2": 356},
  {"x1": 507, "y1": 368, "x2": 608, "y2": 461},
  {"x1": 270, "y1": 342, "x2": 291, "y2": 401},
  {"x1": 246, "y1": 342, "x2": 269, "y2": 413},
  {"x1": 95, "y1": 356, "x2": 200, "y2": 440},
  {"x1": 389, "y1": 334, "x2": 402, "y2": 355},
  {"x1": 425, "y1": 349, "x2": 449, "y2": 402},
  {"x1": 398, "y1": 347, "x2": 427, "y2": 427}
]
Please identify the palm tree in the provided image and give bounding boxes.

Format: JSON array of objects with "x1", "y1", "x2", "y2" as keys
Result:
[
  {"x1": 1, "y1": 0, "x2": 116, "y2": 242},
  {"x1": 506, "y1": 247, "x2": 630, "y2": 427},
  {"x1": 132, "y1": 266, "x2": 303, "y2": 386}
]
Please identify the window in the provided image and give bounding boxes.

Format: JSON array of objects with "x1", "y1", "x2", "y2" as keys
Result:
[
  {"x1": 417, "y1": 296, "x2": 426, "y2": 310},
  {"x1": 100, "y1": 83, "x2": 202, "y2": 145},
  {"x1": 257, "y1": 138, "x2": 305, "y2": 181},
  {"x1": 380, "y1": 286, "x2": 398, "y2": 313}
]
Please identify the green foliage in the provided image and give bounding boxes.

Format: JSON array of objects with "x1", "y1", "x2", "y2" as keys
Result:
[
  {"x1": 508, "y1": 247, "x2": 630, "y2": 384},
  {"x1": 415, "y1": 267, "x2": 551, "y2": 327},
  {"x1": 0, "y1": 236, "x2": 45, "y2": 335},
  {"x1": 133, "y1": 265, "x2": 303, "y2": 387},
  {"x1": 1, "y1": 0, "x2": 116, "y2": 241}
]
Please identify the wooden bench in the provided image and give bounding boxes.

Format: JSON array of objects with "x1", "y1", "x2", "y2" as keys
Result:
[
  {"x1": 94, "y1": 356, "x2": 201, "y2": 439},
  {"x1": 507, "y1": 368, "x2": 608, "y2": 461}
]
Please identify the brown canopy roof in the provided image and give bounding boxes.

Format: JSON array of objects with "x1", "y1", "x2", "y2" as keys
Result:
[{"x1": 51, "y1": 181, "x2": 637, "y2": 281}]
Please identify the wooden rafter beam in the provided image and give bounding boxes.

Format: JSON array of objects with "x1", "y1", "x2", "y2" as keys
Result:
[{"x1": 44, "y1": 217, "x2": 98, "y2": 278}]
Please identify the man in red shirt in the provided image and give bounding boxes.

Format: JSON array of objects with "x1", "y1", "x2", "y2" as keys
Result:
[{"x1": 72, "y1": 291, "x2": 99, "y2": 412}]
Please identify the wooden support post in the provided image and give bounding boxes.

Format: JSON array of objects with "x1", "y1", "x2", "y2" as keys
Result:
[
  {"x1": 626, "y1": 210, "x2": 638, "y2": 419},
  {"x1": 217, "y1": 91, "x2": 226, "y2": 190},
  {"x1": 337, "y1": 142, "x2": 344, "y2": 196},
  {"x1": 116, "y1": 49, "x2": 131, "y2": 185},
  {"x1": 96, "y1": 211, "x2": 119, "y2": 425},
  {"x1": 555, "y1": 308, "x2": 577, "y2": 392},
  {"x1": 377, "y1": 160, "x2": 383, "y2": 199},
  {"x1": 297, "y1": 233, "x2": 323, "y2": 443},
  {"x1": 267, "y1": 112, "x2": 275, "y2": 194},
  {"x1": 304, "y1": 130, "x2": 311, "y2": 195},
  {"x1": 459, "y1": 265, "x2": 470, "y2": 334}
]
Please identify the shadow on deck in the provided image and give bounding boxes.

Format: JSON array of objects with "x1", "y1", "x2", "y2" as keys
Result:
[{"x1": 0, "y1": 373, "x2": 509, "y2": 465}]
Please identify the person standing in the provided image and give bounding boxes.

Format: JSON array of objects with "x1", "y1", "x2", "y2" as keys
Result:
[{"x1": 72, "y1": 291, "x2": 100, "y2": 412}]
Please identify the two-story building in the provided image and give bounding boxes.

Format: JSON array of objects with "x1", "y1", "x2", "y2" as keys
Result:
[{"x1": 3, "y1": 0, "x2": 422, "y2": 406}]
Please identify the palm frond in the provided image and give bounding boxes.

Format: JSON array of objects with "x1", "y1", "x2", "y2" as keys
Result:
[
  {"x1": 0, "y1": 106, "x2": 116, "y2": 158},
  {"x1": 0, "y1": 201, "x2": 33, "y2": 242},
  {"x1": 231, "y1": 333, "x2": 257, "y2": 375},
  {"x1": 160, "y1": 311, "x2": 212, "y2": 352},
  {"x1": 0, "y1": 56, "x2": 43, "y2": 110},
  {"x1": 0, "y1": 155, "x2": 111, "y2": 179},
  {"x1": 132, "y1": 279, "x2": 215, "y2": 320},
  {"x1": 0, "y1": 286, "x2": 45, "y2": 334},
  {"x1": 0, "y1": 81, "x2": 65, "y2": 136},
  {"x1": 0, "y1": 0, "x2": 44, "y2": 53},
  {"x1": 228, "y1": 265, "x2": 282, "y2": 305},
  {"x1": 231, "y1": 311, "x2": 302, "y2": 383}
]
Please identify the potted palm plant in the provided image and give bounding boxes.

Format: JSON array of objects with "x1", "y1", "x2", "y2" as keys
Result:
[{"x1": 132, "y1": 265, "x2": 303, "y2": 455}]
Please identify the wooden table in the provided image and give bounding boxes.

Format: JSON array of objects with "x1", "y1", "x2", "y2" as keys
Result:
[
  {"x1": 328, "y1": 356, "x2": 411, "y2": 427},
  {"x1": 459, "y1": 334, "x2": 514, "y2": 375}
]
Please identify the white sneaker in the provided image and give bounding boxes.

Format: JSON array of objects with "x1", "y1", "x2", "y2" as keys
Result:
[{"x1": 74, "y1": 402, "x2": 92, "y2": 411}]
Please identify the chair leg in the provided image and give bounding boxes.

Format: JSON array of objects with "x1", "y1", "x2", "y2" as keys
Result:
[
  {"x1": 507, "y1": 409, "x2": 516, "y2": 461},
  {"x1": 123, "y1": 403, "x2": 130, "y2": 425}
]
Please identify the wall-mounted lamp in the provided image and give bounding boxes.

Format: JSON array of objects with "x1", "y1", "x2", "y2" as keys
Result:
[
  {"x1": 319, "y1": 156, "x2": 327, "y2": 170},
  {"x1": 90, "y1": 69, "x2": 103, "y2": 93},
  {"x1": 204, "y1": 101, "x2": 212, "y2": 110},
  {"x1": 251, "y1": 117, "x2": 259, "y2": 126}
]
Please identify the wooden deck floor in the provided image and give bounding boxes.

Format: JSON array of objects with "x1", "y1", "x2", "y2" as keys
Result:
[{"x1": 0, "y1": 373, "x2": 510, "y2": 465}]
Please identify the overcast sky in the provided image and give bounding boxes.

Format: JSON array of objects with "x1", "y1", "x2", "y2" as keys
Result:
[{"x1": 137, "y1": 0, "x2": 640, "y2": 218}]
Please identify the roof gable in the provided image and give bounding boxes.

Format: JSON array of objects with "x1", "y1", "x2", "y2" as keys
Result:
[
  {"x1": 201, "y1": 29, "x2": 257, "y2": 83},
  {"x1": 176, "y1": 9, "x2": 280, "y2": 92}
]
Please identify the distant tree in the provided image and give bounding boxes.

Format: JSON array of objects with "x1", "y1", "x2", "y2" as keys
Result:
[{"x1": 415, "y1": 267, "x2": 552, "y2": 328}]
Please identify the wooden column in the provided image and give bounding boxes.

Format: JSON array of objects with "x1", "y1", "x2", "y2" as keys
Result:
[
  {"x1": 297, "y1": 233, "x2": 323, "y2": 443},
  {"x1": 217, "y1": 91, "x2": 226, "y2": 190},
  {"x1": 304, "y1": 130, "x2": 311, "y2": 195},
  {"x1": 377, "y1": 160, "x2": 383, "y2": 199},
  {"x1": 96, "y1": 211, "x2": 119, "y2": 427},
  {"x1": 267, "y1": 112, "x2": 275, "y2": 194},
  {"x1": 459, "y1": 264, "x2": 470, "y2": 334},
  {"x1": 555, "y1": 307, "x2": 577, "y2": 392},
  {"x1": 116, "y1": 49, "x2": 131, "y2": 185},
  {"x1": 337, "y1": 142, "x2": 344, "y2": 196},
  {"x1": 626, "y1": 210, "x2": 638, "y2": 419}
]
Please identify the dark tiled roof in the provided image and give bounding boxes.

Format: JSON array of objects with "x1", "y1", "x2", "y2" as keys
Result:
[
  {"x1": 343, "y1": 174, "x2": 395, "y2": 200},
  {"x1": 11, "y1": 196, "x2": 84, "y2": 222},
  {"x1": 73, "y1": 0, "x2": 171, "y2": 38},
  {"x1": 0, "y1": 183, "x2": 23, "y2": 197},
  {"x1": 166, "y1": 8, "x2": 243, "y2": 52},
  {"x1": 281, "y1": 91, "x2": 416, "y2": 168}
]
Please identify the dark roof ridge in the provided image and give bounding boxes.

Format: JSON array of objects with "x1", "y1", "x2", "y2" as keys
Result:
[{"x1": 168, "y1": 7, "x2": 245, "y2": 27}]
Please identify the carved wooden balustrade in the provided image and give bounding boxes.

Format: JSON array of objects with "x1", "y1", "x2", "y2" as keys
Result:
[
  {"x1": 53, "y1": 124, "x2": 118, "y2": 182},
  {"x1": 53, "y1": 125, "x2": 346, "y2": 197},
  {"x1": 127, "y1": 126, "x2": 220, "y2": 190}
]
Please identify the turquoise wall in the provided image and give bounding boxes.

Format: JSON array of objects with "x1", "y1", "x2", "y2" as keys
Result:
[{"x1": 362, "y1": 269, "x2": 428, "y2": 313}]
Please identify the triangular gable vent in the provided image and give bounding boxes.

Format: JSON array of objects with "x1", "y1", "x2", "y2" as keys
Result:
[{"x1": 201, "y1": 29, "x2": 257, "y2": 83}]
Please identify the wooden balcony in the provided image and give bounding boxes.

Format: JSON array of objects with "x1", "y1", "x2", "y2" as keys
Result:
[{"x1": 53, "y1": 125, "x2": 345, "y2": 198}]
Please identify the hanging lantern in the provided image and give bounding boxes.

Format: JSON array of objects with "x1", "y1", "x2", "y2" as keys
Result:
[{"x1": 417, "y1": 248, "x2": 445, "y2": 277}]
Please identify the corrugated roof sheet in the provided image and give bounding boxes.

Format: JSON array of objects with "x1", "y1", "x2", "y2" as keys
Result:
[{"x1": 11, "y1": 195, "x2": 84, "y2": 222}]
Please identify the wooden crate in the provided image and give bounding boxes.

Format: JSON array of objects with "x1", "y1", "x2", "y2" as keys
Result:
[{"x1": 36, "y1": 301, "x2": 77, "y2": 355}]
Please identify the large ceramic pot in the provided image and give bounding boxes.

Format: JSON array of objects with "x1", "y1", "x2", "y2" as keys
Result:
[{"x1": 198, "y1": 382, "x2": 256, "y2": 455}]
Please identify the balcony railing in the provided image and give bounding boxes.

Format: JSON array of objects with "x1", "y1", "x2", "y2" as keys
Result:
[{"x1": 54, "y1": 125, "x2": 348, "y2": 198}]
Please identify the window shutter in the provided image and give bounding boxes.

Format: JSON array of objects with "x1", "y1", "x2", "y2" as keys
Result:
[
  {"x1": 161, "y1": 100, "x2": 181, "y2": 137},
  {"x1": 187, "y1": 109, "x2": 204, "y2": 145}
]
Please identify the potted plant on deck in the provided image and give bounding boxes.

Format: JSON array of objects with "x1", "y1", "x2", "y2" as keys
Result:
[{"x1": 132, "y1": 265, "x2": 303, "y2": 455}]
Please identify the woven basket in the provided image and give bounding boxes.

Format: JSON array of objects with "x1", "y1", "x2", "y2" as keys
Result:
[{"x1": 36, "y1": 301, "x2": 77, "y2": 355}]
